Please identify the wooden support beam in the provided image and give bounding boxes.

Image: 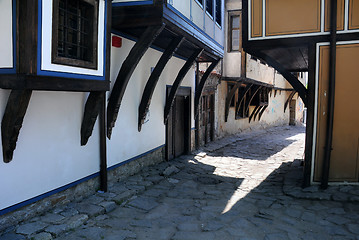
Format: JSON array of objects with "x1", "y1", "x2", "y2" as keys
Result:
[
  {"x1": 322, "y1": 0, "x2": 338, "y2": 189},
  {"x1": 99, "y1": 92, "x2": 107, "y2": 192},
  {"x1": 138, "y1": 36, "x2": 184, "y2": 131},
  {"x1": 258, "y1": 105, "x2": 268, "y2": 121},
  {"x1": 80, "y1": 91, "x2": 103, "y2": 146},
  {"x1": 225, "y1": 80, "x2": 242, "y2": 122},
  {"x1": 284, "y1": 91, "x2": 296, "y2": 113},
  {"x1": 194, "y1": 59, "x2": 221, "y2": 117},
  {"x1": 164, "y1": 48, "x2": 203, "y2": 124},
  {"x1": 107, "y1": 24, "x2": 165, "y2": 139},
  {"x1": 249, "y1": 105, "x2": 261, "y2": 123},
  {"x1": 235, "y1": 83, "x2": 253, "y2": 115},
  {"x1": 245, "y1": 85, "x2": 262, "y2": 116},
  {"x1": 253, "y1": 105, "x2": 265, "y2": 122},
  {"x1": 1, "y1": 90, "x2": 32, "y2": 163}
]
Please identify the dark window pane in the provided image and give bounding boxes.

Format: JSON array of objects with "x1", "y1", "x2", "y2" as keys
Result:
[
  {"x1": 206, "y1": 0, "x2": 213, "y2": 17},
  {"x1": 215, "y1": 0, "x2": 221, "y2": 26}
]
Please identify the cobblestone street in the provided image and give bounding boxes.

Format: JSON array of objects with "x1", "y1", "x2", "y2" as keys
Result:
[{"x1": 2, "y1": 125, "x2": 359, "y2": 240}]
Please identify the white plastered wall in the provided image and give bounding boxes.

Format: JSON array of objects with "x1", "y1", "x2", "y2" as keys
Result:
[
  {"x1": 0, "y1": 91, "x2": 101, "y2": 211},
  {"x1": 107, "y1": 35, "x2": 196, "y2": 168},
  {"x1": 0, "y1": 0, "x2": 13, "y2": 68}
]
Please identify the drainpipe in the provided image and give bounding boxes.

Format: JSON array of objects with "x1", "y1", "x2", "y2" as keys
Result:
[
  {"x1": 321, "y1": 0, "x2": 337, "y2": 189},
  {"x1": 99, "y1": 92, "x2": 108, "y2": 192}
]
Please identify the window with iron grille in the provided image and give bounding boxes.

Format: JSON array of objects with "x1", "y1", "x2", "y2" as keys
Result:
[{"x1": 52, "y1": 0, "x2": 98, "y2": 69}]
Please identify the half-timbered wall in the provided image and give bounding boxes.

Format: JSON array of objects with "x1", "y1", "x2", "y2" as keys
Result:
[
  {"x1": 0, "y1": 0, "x2": 15, "y2": 72},
  {"x1": 107, "y1": 34, "x2": 196, "y2": 168},
  {"x1": 0, "y1": 90, "x2": 101, "y2": 211}
]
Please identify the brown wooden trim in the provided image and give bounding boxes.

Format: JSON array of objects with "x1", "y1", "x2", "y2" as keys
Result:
[
  {"x1": 107, "y1": 24, "x2": 165, "y2": 138},
  {"x1": 0, "y1": 74, "x2": 109, "y2": 92},
  {"x1": 303, "y1": 43, "x2": 317, "y2": 187},
  {"x1": 251, "y1": 0, "x2": 262, "y2": 37},
  {"x1": 349, "y1": 0, "x2": 359, "y2": 30},
  {"x1": 164, "y1": 48, "x2": 203, "y2": 124},
  {"x1": 194, "y1": 59, "x2": 221, "y2": 117},
  {"x1": 325, "y1": 0, "x2": 345, "y2": 31},
  {"x1": 138, "y1": 36, "x2": 184, "y2": 132},
  {"x1": 1, "y1": 90, "x2": 32, "y2": 163}
]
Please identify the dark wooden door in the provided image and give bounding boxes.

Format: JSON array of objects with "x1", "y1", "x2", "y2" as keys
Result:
[
  {"x1": 166, "y1": 87, "x2": 191, "y2": 161},
  {"x1": 199, "y1": 93, "x2": 215, "y2": 145},
  {"x1": 174, "y1": 96, "x2": 185, "y2": 157}
]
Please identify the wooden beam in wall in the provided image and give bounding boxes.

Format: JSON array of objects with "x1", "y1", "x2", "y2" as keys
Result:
[
  {"x1": 225, "y1": 81, "x2": 242, "y2": 122},
  {"x1": 284, "y1": 91, "x2": 296, "y2": 113},
  {"x1": 194, "y1": 59, "x2": 221, "y2": 117},
  {"x1": 138, "y1": 36, "x2": 184, "y2": 132},
  {"x1": 164, "y1": 48, "x2": 203, "y2": 124},
  {"x1": 1, "y1": 90, "x2": 32, "y2": 163},
  {"x1": 80, "y1": 91, "x2": 103, "y2": 146},
  {"x1": 107, "y1": 24, "x2": 165, "y2": 139}
]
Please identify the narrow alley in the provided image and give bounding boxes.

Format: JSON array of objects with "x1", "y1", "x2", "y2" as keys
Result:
[{"x1": 2, "y1": 125, "x2": 359, "y2": 240}]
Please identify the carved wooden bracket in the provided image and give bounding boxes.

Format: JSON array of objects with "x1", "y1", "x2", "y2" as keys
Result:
[
  {"x1": 284, "y1": 91, "x2": 296, "y2": 113},
  {"x1": 235, "y1": 83, "x2": 253, "y2": 117},
  {"x1": 2, "y1": 90, "x2": 32, "y2": 163},
  {"x1": 258, "y1": 105, "x2": 268, "y2": 121},
  {"x1": 80, "y1": 91, "x2": 103, "y2": 146},
  {"x1": 138, "y1": 36, "x2": 184, "y2": 132},
  {"x1": 194, "y1": 59, "x2": 221, "y2": 118},
  {"x1": 245, "y1": 85, "x2": 262, "y2": 116},
  {"x1": 249, "y1": 105, "x2": 261, "y2": 123},
  {"x1": 107, "y1": 24, "x2": 165, "y2": 139},
  {"x1": 164, "y1": 48, "x2": 203, "y2": 124},
  {"x1": 224, "y1": 80, "x2": 242, "y2": 122}
]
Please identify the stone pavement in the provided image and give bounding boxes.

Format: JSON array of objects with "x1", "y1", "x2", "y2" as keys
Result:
[{"x1": 2, "y1": 125, "x2": 359, "y2": 240}]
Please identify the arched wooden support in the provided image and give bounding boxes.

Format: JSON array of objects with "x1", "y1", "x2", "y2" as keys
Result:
[
  {"x1": 274, "y1": 89, "x2": 277, "y2": 97},
  {"x1": 194, "y1": 59, "x2": 221, "y2": 117},
  {"x1": 258, "y1": 105, "x2": 268, "y2": 121},
  {"x1": 249, "y1": 105, "x2": 261, "y2": 123},
  {"x1": 107, "y1": 24, "x2": 165, "y2": 139},
  {"x1": 284, "y1": 91, "x2": 296, "y2": 113},
  {"x1": 81, "y1": 91, "x2": 103, "y2": 146},
  {"x1": 253, "y1": 105, "x2": 265, "y2": 121},
  {"x1": 245, "y1": 85, "x2": 262, "y2": 116},
  {"x1": 2, "y1": 90, "x2": 32, "y2": 163},
  {"x1": 164, "y1": 48, "x2": 203, "y2": 124},
  {"x1": 248, "y1": 51, "x2": 307, "y2": 106},
  {"x1": 225, "y1": 81, "x2": 242, "y2": 122},
  {"x1": 235, "y1": 83, "x2": 253, "y2": 115},
  {"x1": 138, "y1": 36, "x2": 184, "y2": 131}
]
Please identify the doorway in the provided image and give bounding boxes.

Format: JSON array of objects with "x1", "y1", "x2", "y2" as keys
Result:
[
  {"x1": 166, "y1": 87, "x2": 191, "y2": 161},
  {"x1": 289, "y1": 99, "x2": 296, "y2": 126}
]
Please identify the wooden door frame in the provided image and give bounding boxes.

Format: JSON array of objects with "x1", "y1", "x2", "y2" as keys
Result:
[{"x1": 165, "y1": 86, "x2": 192, "y2": 161}]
